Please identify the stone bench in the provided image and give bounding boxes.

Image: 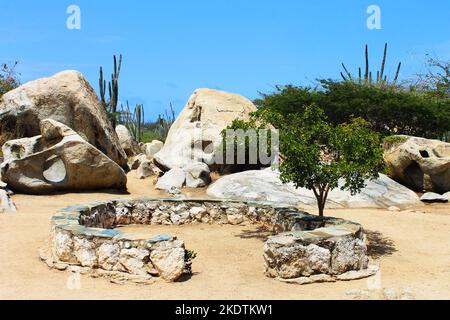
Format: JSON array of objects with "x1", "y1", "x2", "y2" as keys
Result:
[{"x1": 41, "y1": 197, "x2": 376, "y2": 284}]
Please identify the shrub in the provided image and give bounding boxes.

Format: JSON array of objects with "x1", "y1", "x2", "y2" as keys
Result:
[
  {"x1": 254, "y1": 80, "x2": 450, "y2": 140},
  {"x1": 0, "y1": 62, "x2": 20, "y2": 98}
]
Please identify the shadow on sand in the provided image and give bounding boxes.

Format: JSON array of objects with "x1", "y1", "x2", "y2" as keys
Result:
[
  {"x1": 235, "y1": 227, "x2": 274, "y2": 242},
  {"x1": 365, "y1": 230, "x2": 397, "y2": 259}
]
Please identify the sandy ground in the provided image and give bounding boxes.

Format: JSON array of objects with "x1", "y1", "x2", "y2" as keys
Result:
[{"x1": 1, "y1": 172, "x2": 449, "y2": 300}]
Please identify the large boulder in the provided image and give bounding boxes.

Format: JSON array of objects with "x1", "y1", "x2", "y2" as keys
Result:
[
  {"x1": 0, "y1": 70, "x2": 128, "y2": 168},
  {"x1": 115, "y1": 125, "x2": 140, "y2": 157},
  {"x1": 153, "y1": 88, "x2": 257, "y2": 171},
  {"x1": 0, "y1": 119, "x2": 127, "y2": 194},
  {"x1": 384, "y1": 136, "x2": 450, "y2": 193},
  {"x1": 207, "y1": 168, "x2": 421, "y2": 209}
]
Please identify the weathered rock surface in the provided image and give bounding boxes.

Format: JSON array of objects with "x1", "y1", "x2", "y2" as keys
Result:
[
  {"x1": 153, "y1": 88, "x2": 257, "y2": 171},
  {"x1": 142, "y1": 140, "x2": 164, "y2": 158},
  {"x1": 136, "y1": 160, "x2": 158, "y2": 179},
  {"x1": 0, "y1": 70, "x2": 127, "y2": 167},
  {"x1": 184, "y1": 162, "x2": 211, "y2": 188},
  {"x1": 155, "y1": 168, "x2": 186, "y2": 193},
  {"x1": 115, "y1": 125, "x2": 140, "y2": 157},
  {"x1": 384, "y1": 135, "x2": 450, "y2": 193},
  {"x1": 207, "y1": 168, "x2": 421, "y2": 209},
  {"x1": 445, "y1": 192, "x2": 450, "y2": 201},
  {"x1": 150, "y1": 246, "x2": 186, "y2": 282},
  {"x1": 420, "y1": 192, "x2": 449, "y2": 203},
  {"x1": 130, "y1": 154, "x2": 147, "y2": 170},
  {"x1": 1, "y1": 119, "x2": 127, "y2": 194}
]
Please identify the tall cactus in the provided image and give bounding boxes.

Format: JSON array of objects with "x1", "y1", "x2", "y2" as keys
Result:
[
  {"x1": 341, "y1": 43, "x2": 401, "y2": 86},
  {"x1": 99, "y1": 54, "x2": 122, "y2": 127}
]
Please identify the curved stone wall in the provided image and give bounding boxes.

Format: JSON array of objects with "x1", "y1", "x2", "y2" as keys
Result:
[{"x1": 41, "y1": 197, "x2": 376, "y2": 284}]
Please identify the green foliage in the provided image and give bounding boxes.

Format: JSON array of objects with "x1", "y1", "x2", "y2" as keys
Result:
[
  {"x1": 254, "y1": 80, "x2": 450, "y2": 140},
  {"x1": 184, "y1": 250, "x2": 197, "y2": 275},
  {"x1": 217, "y1": 113, "x2": 277, "y2": 172},
  {"x1": 99, "y1": 54, "x2": 122, "y2": 127},
  {"x1": 275, "y1": 105, "x2": 383, "y2": 216},
  {"x1": 141, "y1": 104, "x2": 176, "y2": 143},
  {"x1": 0, "y1": 62, "x2": 20, "y2": 98}
]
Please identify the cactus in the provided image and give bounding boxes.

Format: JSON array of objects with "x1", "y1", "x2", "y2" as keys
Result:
[
  {"x1": 341, "y1": 43, "x2": 401, "y2": 86},
  {"x1": 99, "y1": 54, "x2": 122, "y2": 127},
  {"x1": 120, "y1": 101, "x2": 145, "y2": 142}
]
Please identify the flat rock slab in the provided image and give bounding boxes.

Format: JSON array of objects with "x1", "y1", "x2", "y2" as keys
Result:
[{"x1": 207, "y1": 168, "x2": 421, "y2": 209}]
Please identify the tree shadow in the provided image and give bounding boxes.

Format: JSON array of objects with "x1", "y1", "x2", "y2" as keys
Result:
[
  {"x1": 176, "y1": 272, "x2": 199, "y2": 282},
  {"x1": 235, "y1": 227, "x2": 273, "y2": 242},
  {"x1": 365, "y1": 229, "x2": 397, "y2": 259}
]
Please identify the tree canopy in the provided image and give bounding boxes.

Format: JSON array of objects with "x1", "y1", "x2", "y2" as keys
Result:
[
  {"x1": 276, "y1": 105, "x2": 384, "y2": 216},
  {"x1": 254, "y1": 80, "x2": 450, "y2": 140}
]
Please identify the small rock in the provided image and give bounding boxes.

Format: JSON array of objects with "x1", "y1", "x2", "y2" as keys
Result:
[
  {"x1": 143, "y1": 140, "x2": 164, "y2": 158},
  {"x1": 184, "y1": 162, "x2": 211, "y2": 188},
  {"x1": 336, "y1": 264, "x2": 379, "y2": 281},
  {"x1": 190, "y1": 207, "x2": 207, "y2": 220},
  {"x1": 227, "y1": 214, "x2": 244, "y2": 225},
  {"x1": 0, "y1": 189, "x2": 16, "y2": 213},
  {"x1": 136, "y1": 160, "x2": 156, "y2": 179},
  {"x1": 130, "y1": 154, "x2": 147, "y2": 170},
  {"x1": 54, "y1": 262, "x2": 69, "y2": 271},
  {"x1": 155, "y1": 168, "x2": 186, "y2": 193},
  {"x1": 150, "y1": 248, "x2": 186, "y2": 282},
  {"x1": 420, "y1": 192, "x2": 449, "y2": 203},
  {"x1": 388, "y1": 206, "x2": 401, "y2": 212}
]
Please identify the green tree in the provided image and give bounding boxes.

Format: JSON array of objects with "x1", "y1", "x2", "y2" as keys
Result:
[{"x1": 277, "y1": 105, "x2": 384, "y2": 217}]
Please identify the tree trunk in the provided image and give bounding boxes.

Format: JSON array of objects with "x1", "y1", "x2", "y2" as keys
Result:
[{"x1": 318, "y1": 199, "x2": 325, "y2": 217}]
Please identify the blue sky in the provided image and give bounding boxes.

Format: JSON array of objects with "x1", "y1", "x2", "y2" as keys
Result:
[{"x1": 1, "y1": 0, "x2": 449, "y2": 121}]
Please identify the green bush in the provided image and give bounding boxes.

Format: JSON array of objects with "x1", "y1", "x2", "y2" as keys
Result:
[{"x1": 254, "y1": 80, "x2": 450, "y2": 140}]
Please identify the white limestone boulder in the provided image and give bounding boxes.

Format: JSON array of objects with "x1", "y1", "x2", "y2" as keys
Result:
[
  {"x1": 0, "y1": 70, "x2": 127, "y2": 167},
  {"x1": 207, "y1": 168, "x2": 421, "y2": 209},
  {"x1": 384, "y1": 135, "x2": 450, "y2": 193},
  {"x1": 153, "y1": 88, "x2": 257, "y2": 171},
  {"x1": 0, "y1": 119, "x2": 127, "y2": 194}
]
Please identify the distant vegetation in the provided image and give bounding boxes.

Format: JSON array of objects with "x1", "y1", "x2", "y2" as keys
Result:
[
  {"x1": 0, "y1": 62, "x2": 20, "y2": 98},
  {"x1": 254, "y1": 80, "x2": 450, "y2": 140},
  {"x1": 252, "y1": 45, "x2": 450, "y2": 142}
]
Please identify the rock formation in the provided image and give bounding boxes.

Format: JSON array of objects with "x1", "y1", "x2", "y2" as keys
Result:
[
  {"x1": 0, "y1": 70, "x2": 128, "y2": 167},
  {"x1": 1, "y1": 119, "x2": 127, "y2": 194},
  {"x1": 153, "y1": 88, "x2": 257, "y2": 171},
  {"x1": 384, "y1": 135, "x2": 450, "y2": 193}
]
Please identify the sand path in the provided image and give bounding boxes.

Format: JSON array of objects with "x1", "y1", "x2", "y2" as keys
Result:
[{"x1": 1, "y1": 173, "x2": 449, "y2": 300}]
